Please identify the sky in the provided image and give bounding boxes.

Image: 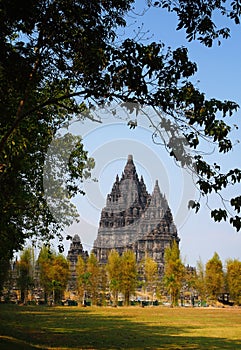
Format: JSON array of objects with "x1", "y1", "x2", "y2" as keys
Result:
[{"x1": 50, "y1": 2, "x2": 241, "y2": 267}]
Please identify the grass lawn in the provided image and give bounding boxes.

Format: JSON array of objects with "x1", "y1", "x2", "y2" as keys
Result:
[{"x1": 1, "y1": 304, "x2": 241, "y2": 349}]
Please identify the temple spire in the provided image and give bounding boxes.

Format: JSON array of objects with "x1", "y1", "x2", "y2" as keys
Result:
[
  {"x1": 153, "y1": 179, "x2": 161, "y2": 196},
  {"x1": 149, "y1": 179, "x2": 166, "y2": 208},
  {"x1": 122, "y1": 154, "x2": 138, "y2": 180}
]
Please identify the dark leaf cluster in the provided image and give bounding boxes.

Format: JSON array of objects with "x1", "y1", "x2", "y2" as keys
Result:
[{"x1": 151, "y1": 0, "x2": 241, "y2": 46}]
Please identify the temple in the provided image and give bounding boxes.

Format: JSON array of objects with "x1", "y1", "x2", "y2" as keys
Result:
[
  {"x1": 67, "y1": 234, "x2": 88, "y2": 291},
  {"x1": 93, "y1": 155, "x2": 180, "y2": 276}
]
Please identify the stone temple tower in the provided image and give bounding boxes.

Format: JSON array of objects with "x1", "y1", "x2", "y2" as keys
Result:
[
  {"x1": 92, "y1": 155, "x2": 180, "y2": 277},
  {"x1": 67, "y1": 234, "x2": 88, "y2": 291}
]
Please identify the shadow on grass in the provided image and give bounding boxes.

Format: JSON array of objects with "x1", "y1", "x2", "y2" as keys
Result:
[
  {"x1": 0, "y1": 336, "x2": 44, "y2": 350},
  {"x1": 0, "y1": 304, "x2": 241, "y2": 349}
]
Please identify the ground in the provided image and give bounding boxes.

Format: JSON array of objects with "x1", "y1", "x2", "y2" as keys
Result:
[{"x1": 0, "y1": 304, "x2": 241, "y2": 349}]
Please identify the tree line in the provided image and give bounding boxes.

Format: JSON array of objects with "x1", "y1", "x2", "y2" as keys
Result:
[{"x1": 3, "y1": 241, "x2": 241, "y2": 307}]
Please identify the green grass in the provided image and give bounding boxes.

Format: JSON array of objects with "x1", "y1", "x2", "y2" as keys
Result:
[{"x1": 1, "y1": 304, "x2": 241, "y2": 349}]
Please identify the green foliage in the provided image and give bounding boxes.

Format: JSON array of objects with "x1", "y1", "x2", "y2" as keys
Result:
[
  {"x1": 16, "y1": 247, "x2": 35, "y2": 303},
  {"x1": 49, "y1": 254, "x2": 70, "y2": 303},
  {"x1": 205, "y1": 252, "x2": 224, "y2": 300},
  {"x1": 37, "y1": 245, "x2": 69, "y2": 303},
  {"x1": 150, "y1": 0, "x2": 241, "y2": 46},
  {"x1": 142, "y1": 254, "x2": 159, "y2": 297},
  {"x1": 164, "y1": 241, "x2": 185, "y2": 306},
  {"x1": 86, "y1": 253, "x2": 100, "y2": 306},
  {"x1": 226, "y1": 259, "x2": 241, "y2": 305},
  {"x1": 106, "y1": 249, "x2": 122, "y2": 306},
  {"x1": 37, "y1": 245, "x2": 53, "y2": 299},
  {"x1": 120, "y1": 250, "x2": 138, "y2": 305},
  {"x1": 194, "y1": 258, "x2": 206, "y2": 301},
  {"x1": 76, "y1": 255, "x2": 86, "y2": 302},
  {"x1": 0, "y1": 0, "x2": 105, "y2": 284},
  {"x1": 106, "y1": 250, "x2": 138, "y2": 305},
  {"x1": 98, "y1": 265, "x2": 108, "y2": 306}
]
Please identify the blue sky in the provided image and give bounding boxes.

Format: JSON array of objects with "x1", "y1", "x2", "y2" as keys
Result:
[{"x1": 61, "y1": 2, "x2": 241, "y2": 267}]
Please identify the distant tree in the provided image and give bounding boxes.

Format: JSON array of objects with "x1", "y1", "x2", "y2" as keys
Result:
[
  {"x1": 49, "y1": 254, "x2": 70, "y2": 304},
  {"x1": 37, "y1": 245, "x2": 53, "y2": 302},
  {"x1": 17, "y1": 247, "x2": 35, "y2": 303},
  {"x1": 120, "y1": 250, "x2": 137, "y2": 305},
  {"x1": 205, "y1": 252, "x2": 224, "y2": 300},
  {"x1": 226, "y1": 259, "x2": 241, "y2": 305},
  {"x1": 76, "y1": 255, "x2": 86, "y2": 304},
  {"x1": 182, "y1": 265, "x2": 197, "y2": 298},
  {"x1": 194, "y1": 258, "x2": 206, "y2": 301},
  {"x1": 86, "y1": 253, "x2": 100, "y2": 306},
  {"x1": 106, "y1": 250, "x2": 121, "y2": 306},
  {"x1": 37, "y1": 246, "x2": 69, "y2": 304},
  {"x1": 142, "y1": 254, "x2": 158, "y2": 302},
  {"x1": 164, "y1": 241, "x2": 185, "y2": 307},
  {"x1": 98, "y1": 265, "x2": 108, "y2": 306}
]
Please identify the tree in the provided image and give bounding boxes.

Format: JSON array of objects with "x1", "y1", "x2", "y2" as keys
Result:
[
  {"x1": 120, "y1": 250, "x2": 137, "y2": 305},
  {"x1": 205, "y1": 252, "x2": 224, "y2": 301},
  {"x1": 164, "y1": 241, "x2": 185, "y2": 307},
  {"x1": 37, "y1": 246, "x2": 69, "y2": 303},
  {"x1": 76, "y1": 255, "x2": 86, "y2": 304},
  {"x1": 0, "y1": 0, "x2": 126, "y2": 290},
  {"x1": 142, "y1": 254, "x2": 158, "y2": 302},
  {"x1": 194, "y1": 258, "x2": 206, "y2": 301},
  {"x1": 86, "y1": 253, "x2": 100, "y2": 306},
  {"x1": 149, "y1": 1, "x2": 241, "y2": 47},
  {"x1": 143, "y1": 1, "x2": 241, "y2": 231},
  {"x1": 0, "y1": 0, "x2": 95, "y2": 290},
  {"x1": 0, "y1": 258, "x2": 11, "y2": 298},
  {"x1": 37, "y1": 245, "x2": 53, "y2": 302},
  {"x1": 226, "y1": 259, "x2": 241, "y2": 305},
  {"x1": 16, "y1": 247, "x2": 35, "y2": 303},
  {"x1": 1, "y1": 0, "x2": 241, "y2": 291},
  {"x1": 106, "y1": 250, "x2": 121, "y2": 306},
  {"x1": 49, "y1": 254, "x2": 70, "y2": 304},
  {"x1": 182, "y1": 265, "x2": 197, "y2": 302},
  {"x1": 98, "y1": 265, "x2": 108, "y2": 306}
]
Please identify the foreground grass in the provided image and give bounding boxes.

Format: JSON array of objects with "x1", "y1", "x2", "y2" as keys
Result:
[{"x1": 1, "y1": 304, "x2": 241, "y2": 349}]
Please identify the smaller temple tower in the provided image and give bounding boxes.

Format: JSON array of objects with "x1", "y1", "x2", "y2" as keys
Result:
[{"x1": 67, "y1": 234, "x2": 88, "y2": 291}]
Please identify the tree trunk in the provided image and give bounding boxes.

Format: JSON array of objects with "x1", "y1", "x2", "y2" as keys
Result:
[{"x1": 125, "y1": 291, "x2": 130, "y2": 306}]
